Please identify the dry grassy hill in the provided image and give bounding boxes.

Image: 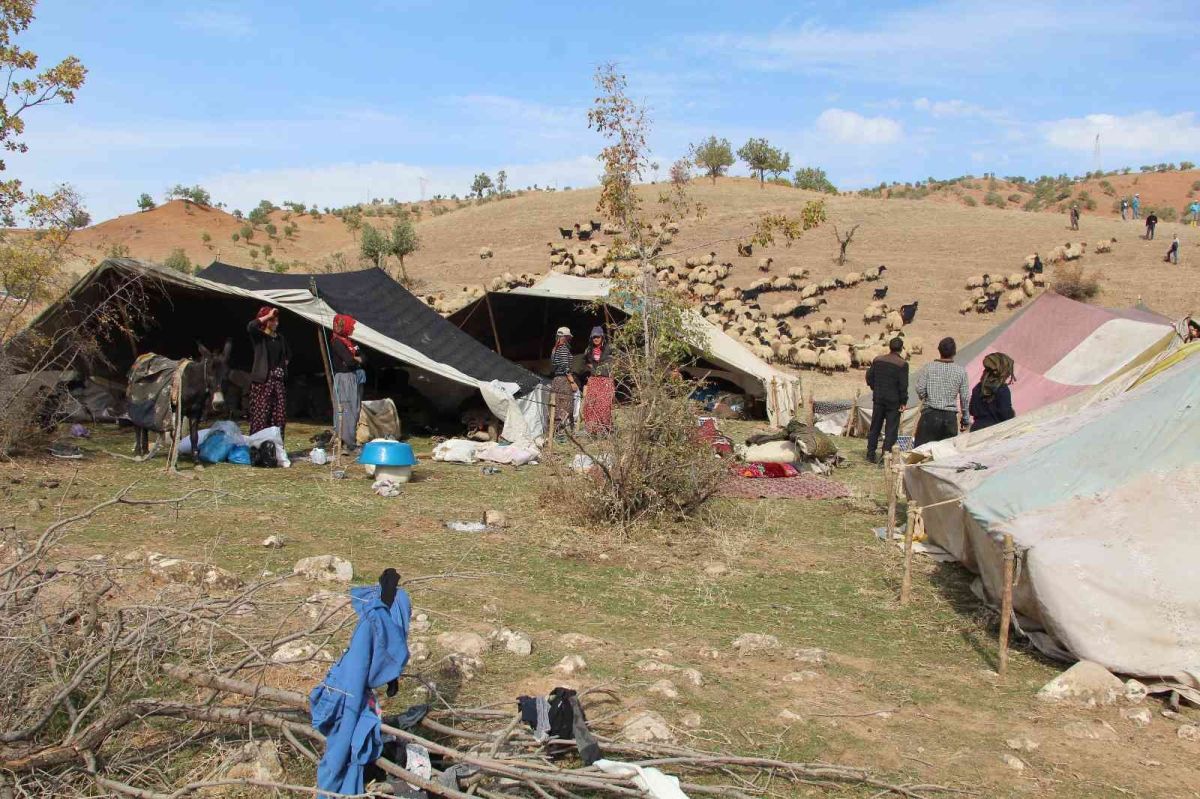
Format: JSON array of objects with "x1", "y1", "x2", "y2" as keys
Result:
[{"x1": 63, "y1": 177, "x2": 1200, "y2": 397}]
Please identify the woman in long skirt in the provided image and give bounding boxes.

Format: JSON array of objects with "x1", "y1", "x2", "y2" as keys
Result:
[
  {"x1": 581, "y1": 326, "x2": 614, "y2": 435},
  {"x1": 549, "y1": 326, "x2": 575, "y2": 439},
  {"x1": 246, "y1": 307, "x2": 290, "y2": 437}
]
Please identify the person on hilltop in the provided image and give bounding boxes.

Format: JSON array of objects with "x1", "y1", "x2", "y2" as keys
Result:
[
  {"x1": 246, "y1": 306, "x2": 291, "y2": 438},
  {"x1": 968, "y1": 353, "x2": 1016, "y2": 432},
  {"x1": 1145, "y1": 212, "x2": 1159, "y2": 240},
  {"x1": 914, "y1": 337, "x2": 970, "y2": 448},
  {"x1": 1165, "y1": 234, "x2": 1181, "y2": 265},
  {"x1": 1132, "y1": 193, "x2": 1141, "y2": 220},
  {"x1": 1120, "y1": 197, "x2": 1129, "y2": 220},
  {"x1": 864, "y1": 336, "x2": 909, "y2": 464},
  {"x1": 1189, "y1": 200, "x2": 1200, "y2": 227},
  {"x1": 1069, "y1": 205, "x2": 1080, "y2": 231}
]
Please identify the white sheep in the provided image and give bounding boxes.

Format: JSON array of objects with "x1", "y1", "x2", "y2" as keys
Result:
[
  {"x1": 1032, "y1": 273, "x2": 1047, "y2": 287},
  {"x1": 828, "y1": 316, "x2": 846, "y2": 334},
  {"x1": 986, "y1": 281, "x2": 1006, "y2": 295},
  {"x1": 842, "y1": 272, "x2": 862, "y2": 287},
  {"x1": 757, "y1": 257, "x2": 774, "y2": 272},
  {"x1": 862, "y1": 265, "x2": 885, "y2": 281},
  {"x1": 771, "y1": 275, "x2": 793, "y2": 291},
  {"x1": 701, "y1": 251, "x2": 716, "y2": 266},
  {"x1": 796, "y1": 347, "x2": 819, "y2": 368},
  {"x1": 479, "y1": 247, "x2": 494, "y2": 259},
  {"x1": 884, "y1": 311, "x2": 905, "y2": 332},
  {"x1": 862, "y1": 303, "x2": 888, "y2": 324},
  {"x1": 817, "y1": 347, "x2": 851, "y2": 373},
  {"x1": 1005, "y1": 289, "x2": 1025, "y2": 309},
  {"x1": 965, "y1": 274, "x2": 988, "y2": 289},
  {"x1": 772, "y1": 299, "x2": 800, "y2": 318},
  {"x1": 787, "y1": 267, "x2": 809, "y2": 280},
  {"x1": 818, "y1": 277, "x2": 838, "y2": 292},
  {"x1": 800, "y1": 284, "x2": 821, "y2": 300},
  {"x1": 1005, "y1": 272, "x2": 1024, "y2": 289},
  {"x1": 1022, "y1": 277, "x2": 1036, "y2": 297},
  {"x1": 959, "y1": 300, "x2": 974, "y2": 315}
]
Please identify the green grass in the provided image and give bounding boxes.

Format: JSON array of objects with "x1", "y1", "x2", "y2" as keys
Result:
[{"x1": 2, "y1": 422, "x2": 1190, "y2": 797}]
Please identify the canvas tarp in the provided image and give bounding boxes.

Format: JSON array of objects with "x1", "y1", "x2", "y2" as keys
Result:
[
  {"x1": 456, "y1": 274, "x2": 801, "y2": 426},
  {"x1": 842, "y1": 293, "x2": 1175, "y2": 437},
  {"x1": 903, "y1": 341, "x2": 1200, "y2": 686},
  {"x1": 13, "y1": 259, "x2": 548, "y2": 439}
]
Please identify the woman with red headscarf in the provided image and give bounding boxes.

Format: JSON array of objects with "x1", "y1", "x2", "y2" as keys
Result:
[
  {"x1": 330, "y1": 314, "x2": 364, "y2": 451},
  {"x1": 246, "y1": 306, "x2": 291, "y2": 437}
]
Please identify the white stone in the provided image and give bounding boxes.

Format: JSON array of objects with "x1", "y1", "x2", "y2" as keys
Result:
[
  {"x1": 778, "y1": 709, "x2": 804, "y2": 723},
  {"x1": 1037, "y1": 661, "x2": 1124, "y2": 706},
  {"x1": 484, "y1": 509, "x2": 508, "y2": 528},
  {"x1": 1000, "y1": 754, "x2": 1025, "y2": 772},
  {"x1": 782, "y1": 670, "x2": 820, "y2": 683},
  {"x1": 635, "y1": 659, "x2": 679, "y2": 675},
  {"x1": 559, "y1": 633, "x2": 606, "y2": 649},
  {"x1": 1179, "y1": 724, "x2": 1200, "y2": 742},
  {"x1": 437, "y1": 631, "x2": 489, "y2": 658},
  {"x1": 1005, "y1": 737, "x2": 1039, "y2": 753},
  {"x1": 449, "y1": 654, "x2": 484, "y2": 681},
  {"x1": 702, "y1": 562, "x2": 728, "y2": 577},
  {"x1": 226, "y1": 741, "x2": 284, "y2": 781},
  {"x1": 553, "y1": 654, "x2": 588, "y2": 677},
  {"x1": 732, "y1": 633, "x2": 781, "y2": 655},
  {"x1": 1123, "y1": 708, "x2": 1152, "y2": 728},
  {"x1": 304, "y1": 591, "x2": 351, "y2": 620},
  {"x1": 679, "y1": 712, "x2": 703, "y2": 729},
  {"x1": 499, "y1": 629, "x2": 533, "y2": 656},
  {"x1": 271, "y1": 641, "x2": 321, "y2": 664},
  {"x1": 1062, "y1": 720, "x2": 1118, "y2": 741},
  {"x1": 648, "y1": 680, "x2": 679, "y2": 699},
  {"x1": 679, "y1": 668, "x2": 704, "y2": 687},
  {"x1": 791, "y1": 647, "x2": 828, "y2": 665},
  {"x1": 409, "y1": 641, "x2": 430, "y2": 662},
  {"x1": 293, "y1": 555, "x2": 353, "y2": 583},
  {"x1": 261, "y1": 535, "x2": 284, "y2": 548},
  {"x1": 634, "y1": 648, "x2": 673, "y2": 660},
  {"x1": 410, "y1": 612, "x2": 432, "y2": 633},
  {"x1": 1124, "y1": 679, "x2": 1148, "y2": 703},
  {"x1": 621, "y1": 711, "x2": 674, "y2": 744}
]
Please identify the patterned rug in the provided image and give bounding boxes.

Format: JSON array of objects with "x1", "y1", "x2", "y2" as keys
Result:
[{"x1": 718, "y1": 471, "x2": 853, "y2": 500}]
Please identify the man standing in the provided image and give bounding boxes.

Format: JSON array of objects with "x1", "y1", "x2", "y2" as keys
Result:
[
  {"x1": 1120, "y1": 198, "x2": 1128, "y2": 220},
  {"x1": 1145, "y1": 212, "x2": 1158, "y2": 240},
  {"x1": 914, "y1": 337, "x2": 970, "y2": 448},
  {"x1": 1069, "y1": 205, "x2": 1080, "y2": 231},
  {"x1": 865, "y1": 337, "x2": 909, "y2": 463},
  {"x1": 1166, "y1": 235, "x2": 1180, "y2": 265},
  {"x1": 1189, "y1": 200, "x2": 1200, "y2": 227},
  {"x1": 1132, "y1": 194, "x2": 1141, "y2": 220}
]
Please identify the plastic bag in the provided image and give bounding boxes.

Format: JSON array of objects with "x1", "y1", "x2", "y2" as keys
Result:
[
  {"x1": 251, "y1": 441, "x2": 279, "y2": 468},
  {"x1": 198, "y1": 430, "x2": 234, "y2": 464},
  {"x1": 310, "y1": 447, "x2": 328, "y2": 465},
  {"x1": 227, "y1": 445, "x2": 251, "y2": 465}
]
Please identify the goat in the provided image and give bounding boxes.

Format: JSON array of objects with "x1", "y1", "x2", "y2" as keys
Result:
[
  {"x1": 590, "y1": 220, "x2": 602, "y2": 232},
  {"x1": 982, "y1": 294, "x2": 1001, "y2": 313},
  {"x1": 737, "y1": 241, "x2": 753, "y2": 257},
  {"x1": 577, "y1": 229, "x2": 593, "y2": 242},
  {"x1": 873, "y1": 285, "x2": 888, "y2": 301},
  {"x1": 899, "y1": 301, "x2": 919, "y2": 325},
  {"x1": 559, "y1": 227, "x2": 573, "y2": 240},
  {"x1": 757, "y1": 257, "x2": 773, "y2": 272}
]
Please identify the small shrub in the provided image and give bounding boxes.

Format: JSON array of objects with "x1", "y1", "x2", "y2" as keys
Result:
[
  {"x1": 262, "y1": 244, "x2": 272, "y2": 257},
  {"x1": 984, "y1": 191, "x2": 1005, "y2": 208},
  {"x1": 963, "y1": 196, "x2": 977, "y2": 207},
  {"x1": 283, "y1": 223, "x2": 297, "y2": 238},
  {"x1": 1082, "y1": 197, "x2": 1097, "y2": 211},
  {"x1": 1182, "y1": 161, "x2": 1195, "y2": 170},
  {"x1": 200, "y1": 232, "x2": 211, "y2": 244},
  {"x1": 231, "y1": 233, "x2": 240, "y2": 242},
  {"x1": 240, "y1": 225, "x2": 253, "y2": 241},
  {"x1": 163, "y1": 248, "x2": 192, "y2": 274},
  {"x1": 265, "y1": 222, "x2": 277, "y2": 237},
  {"x1": 270, "y1": 260, "x2": 289, "y2": 273},
  {"x1": 249, "y1": 250, "x2": 258, "y2": 261},
  {"x1": 1007, "y1": 193, "x2": 1022, "y2": 203},
  {"x1": 1192, "y1": 180, "x2": 1200, "y2": 191},
  {"x1": 1098, "y1": 180, "x2": 1115, "y2": 196},
  {"x1": 1052, "y1": 262, "x2": 1101, "y2": 301},
  {"x1": 1022, "y1": 197, "x2": 1042, "y2": 212}
]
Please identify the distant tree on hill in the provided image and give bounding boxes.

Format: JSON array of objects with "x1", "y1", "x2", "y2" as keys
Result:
[
  {"x1": 200, "y1": 231, "x2": 211, "y2": 245},
  {"x1": 471, "y1": 172, "x2": 494, "y2": 199},
  {"x1": 264, "y1": 222, "x2": 277, "y2": 238},
  {"x1": 390, "y1": 218, "x2": 420, "y2": 285},
  {"x1": 496, "y1": 169, "x2": 508, "y2": 195},
  {"x1": 359, "y1": 223, "x2": 389, "y2": 268},
  {"x1": 247, "y1": 200, "x2": 273, "y2": 226},
  {"x1": 137, "y1": 193, "x2": 156, "y2": 212},
  {"x1": 737, "y1": 138, "x2": 786, "y2": 188},
  {"x1": 166, "y1": 184, "x2": 212, "y2": 206},
  {"x1": 691, "y1": 136, "x2": 734, "y2": 184},
  {"x1": 1182, "y1": 161, "x2": 1196, "y2": 171},
  {"x1": 66, "y1": 207, "x2": 90, "y2": 229},
  {"x1": 767, "y1": 150, "x2": 791, "y2": 180},
  {"x1": 793, "y1": 166, "x2": 837, "y2": 194},
  {"x1": 163, "y1": 248, "x2": 192, "y2": 274},
  {"x1": 239, "y1": 224, "x2": 253, "y2": 241}
]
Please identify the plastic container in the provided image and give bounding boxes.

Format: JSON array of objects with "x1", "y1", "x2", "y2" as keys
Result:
[{"x1": 358, "y1": 440, "x2": 416, "y2": 467}]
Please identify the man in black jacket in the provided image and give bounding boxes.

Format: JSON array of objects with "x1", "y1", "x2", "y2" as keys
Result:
[{"x1": 865, "y1": 337, "x2": 909, "y2": 463}]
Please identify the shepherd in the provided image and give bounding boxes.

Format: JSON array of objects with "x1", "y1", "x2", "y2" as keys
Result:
[
  {"x1": 968, "y1": 353, "x2": 1016, "y2": 431},
  {"x1": 581, "y1": 326, "x2": 614, "y2": 435},
  {"x1": 331, "y1": 313, "x2": 365, "y2": 452}
]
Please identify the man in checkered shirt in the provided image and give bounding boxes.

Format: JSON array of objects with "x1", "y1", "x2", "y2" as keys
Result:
[{"x1": 914, "y1": 337, "x2": 970, "y2": 447}]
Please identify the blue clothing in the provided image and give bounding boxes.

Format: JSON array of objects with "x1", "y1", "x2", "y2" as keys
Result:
[
  {"x1": 311, "y1": 584, "x2": 411, "y2": 797},
  {"x1": 968, "y1": 382, "x2": 1015, "y2": 431}
]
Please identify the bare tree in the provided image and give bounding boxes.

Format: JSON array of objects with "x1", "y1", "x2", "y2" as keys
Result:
[{"x1": 833, "y1": 223, "x2": 860, "y2": 266}]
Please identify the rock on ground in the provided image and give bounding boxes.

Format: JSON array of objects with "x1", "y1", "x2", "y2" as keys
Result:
[
  {"x1": 261, "y1": 535, "x2": 284, "y2": 548},
  {"x1": 498, "y1": 628, "x2": 533, "y2": 656},
  {"x1": 702, "y1": 562, "x2": 729, "y2": 577},
  {"x1": 226, "y1": 741, "x2": 284, "y2": 781},
  {"x1": 292, "y1": 555, "x2": 353, "y2": 583},
  {"x1": 271, "y1": 641, "x2": 322, "y2": 664},
  {"x1": 791, "y1": 647, "x2": 828, "y2": 665},
  {"x1": 553, "y1": 654, "x2": 588, "y2": 677},
  {"x1": 1062, "y1": 720, "x2": 1118, "y2": 741},
  {"x1": 1006, "y1": 736, "x2": 1039, "y2": 752},
  {"x1": 1037, "y1": 661, "x2": 1124, "y2": 706},
  {"x1": 778, "y1": 709, "x2": 804, "y2": 723},
  {"x1": 1123, "y1": 708, "x2": 1153, "y2": 728},
  {"x1": 679, "y1": 712, "x2": 703, "y2": 729},
  {"x1": 635, "y1": 660, "x2": 678, "y2": 675},
  {"x1": 782, "y1": 671, "x2": 820, "y2": 683},
  {"x1": 409, "y1": 641, "x2": 430, "y2": 662},
  {"x1": 484, "y1": 509, "x2": 509, "y2": 528},
  {"x1": 1180, "y1": 725, "x2": 1200, "y2": 742},
  {"x1": 437, "y1": 631, "x2": 489, "y2": 658},
  {"x1": 634, "y1": 648, "x2": 673, "y2": 660},
  {"x1": 679, "y1": 668, "x2": 704, "y2": 687},
  {"x1": 1000, "y1": 754, "x2": 1026, "y2": 772},
  {"x1": 145, "y1": 553, "x2": 241, "y2": 590},
  {"x1": 304, "y1": 591, "x2": 351, "y2": 620},
  {"x1": 648, "y1": 680, "x2": 679, "y2": 699},
  {"x1": 1124, "y1": 679, "x2": 1148, "y2": 703},
  {"x1": 559, "y1": 633, "x2": 606, "y2": 649},
  {"x1": 621, "y1": 711, "x2": 674, "y2": 744},
  {"x1": 732, "y1": 633, "x2": 781, "y2": 655},
  {"x1": 410, "y1": 612, "x2": 433, "y2": 633}
]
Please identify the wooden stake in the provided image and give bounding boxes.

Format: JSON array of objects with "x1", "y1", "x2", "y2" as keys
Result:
[
  {"x1": 484, "y1": 293, "x2": 505, "y2": 356},
  {"x1": 900, "y1": 506, "x2": 916, "y2": 605},
  {"x1": 885, "y1": 452, "x2": 897, "y2": 541},
  {"x1": 999, "y1": 533, "x2": 1015, "y2": 676},
  {"x1": 547, "y1": 392, "x2": 557, "y2": 448},
  {"x1": 315, "y1": 328, "x2": 341, "y2": 466}
]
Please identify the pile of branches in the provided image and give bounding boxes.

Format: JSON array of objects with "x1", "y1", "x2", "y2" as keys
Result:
[{"x1": 0, "y1": 486, "x2": 958, "y2": 798}]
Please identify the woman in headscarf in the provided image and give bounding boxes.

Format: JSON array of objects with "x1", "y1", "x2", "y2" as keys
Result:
[
  {"x1": 330, "y1": 314, "x2": 364, "y2": 452},
  {"x1": 580, "y1": 325, "x2": 614, "y2": 435},
  {"x1": 247, "y1": 306, "x2": 291, "y2": 437},
  {"x1": 549, "y1": 326, "x2": 576, "y2": 439},
  {"x1": 968, "y1": 353, "x2": 1016, "y2": 431}
]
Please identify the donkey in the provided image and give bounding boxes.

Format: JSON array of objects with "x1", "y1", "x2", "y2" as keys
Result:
[{"x1": 128, "y1": 340, "x2": 231, "y2": 466}]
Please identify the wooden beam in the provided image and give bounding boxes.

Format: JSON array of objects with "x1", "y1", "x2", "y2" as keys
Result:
[
  {"x1": 484, "y1": 293, "x2": 504, "y2": 357},
  {"x1": 999, "y1": 533, "x2": 1015, "y2": 676}
]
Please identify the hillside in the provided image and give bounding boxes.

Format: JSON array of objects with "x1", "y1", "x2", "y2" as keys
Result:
[{"x1": 61, "y1": 177, "x2": 1199, "y2": 397}]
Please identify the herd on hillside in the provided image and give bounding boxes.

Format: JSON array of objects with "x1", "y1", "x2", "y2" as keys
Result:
[{"x1": 420, "y1": 220, "x2": 1115, "y2": 375}]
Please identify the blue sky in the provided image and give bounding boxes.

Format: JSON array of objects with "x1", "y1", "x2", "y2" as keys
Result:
[{"x1": 14, "y1": 0, "x2": 1200, "y2": 221}]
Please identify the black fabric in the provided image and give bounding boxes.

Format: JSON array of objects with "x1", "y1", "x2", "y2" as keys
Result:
[
  {"x1": 379, "y1": 568, "x2": 402, "y2": 697},
  {"x1": 331, "y1": 338, "x2": 358, "y2": 373},
  {"x1": 567, "y1": 694, "x2": 601, "y2": 766},
  {"x1": 246, "y1": 319, "x2": 292, "y2": 383},
  {"x1": 914, "y1": 408, "x2": 959, "y2": 447},
  {"x1": 200, "y1": 263, "x2": 540, "y2": 393},
  {"x1": 517, "y1": 687, "x2": 601, "y2": 764},
  {"x1": 250, "y1": 440, "x2": 279, "y2": 467},
  {"x1": 866, "y1": 400, "x2": 901, "y2": 458},
  {"x1": 969, "y1": 383, "x2": 1014, "y2": 431},
  {"x1": 381, "y1": 703, "x2": 429, "y2": 731},
  {"x1": 865, "y1": 353, "x2": 909, "y2": 406}
]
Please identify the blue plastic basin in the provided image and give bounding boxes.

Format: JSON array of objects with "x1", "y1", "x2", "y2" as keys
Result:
[{"x1": 358, "y1": 440, "x2": 416, "y2": 467}]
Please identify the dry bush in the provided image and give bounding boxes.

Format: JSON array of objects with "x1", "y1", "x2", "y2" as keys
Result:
[{"x1": 1051, "y1": 262, "x2": 1102, "y2": 301}]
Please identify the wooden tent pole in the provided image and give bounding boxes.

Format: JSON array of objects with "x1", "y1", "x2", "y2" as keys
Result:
[
  {"x1": 999, "y1": 533, "x2": 1015, "y2": 676},
  {"x1": 310, "y1": 277, "x2": 340, "y2": 466},
  {"x1": 484, "y1": 293, "x2": 504, "y2": 357},
  {"x1": 900, "y1": 506, "x2": 916, "y2": 605},
  {"x1": 885, "y1": 452, "x2": 897, "y2": 540}
]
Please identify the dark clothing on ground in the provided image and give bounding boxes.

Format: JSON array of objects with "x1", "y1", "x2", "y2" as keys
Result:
[
  {"x1": 914, "y1": 408, "x2": 959, "y2": 447},
  {"x1": 247, "y1": 319, "x2": 291, "y2": 383},
  {"x1": 968, "y1": 382, "x2": 1014, "y2": 431},
  {"x1": 866, "y1": 400, "x2": 901, "y2": 460},
  {"x1": 331, "y1": 338, "x2": 358, "y2": 373},
  {"x1": 865, "y1": 352, "x2": 909, "y2": 406}
]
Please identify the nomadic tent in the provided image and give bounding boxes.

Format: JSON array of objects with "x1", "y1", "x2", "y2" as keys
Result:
[
  {"x1": 834, "y1": 293, "x2": 1175, "y2": 437},
  {"x1": 11, "y1": 259, "x2": 547, "y2": 438},
  {"x1": 903, "y1": 324, "x2": 1200, "y2": 690},
  {"x1": 447, "y1": 274, "x2": 802, "y2": 426}
]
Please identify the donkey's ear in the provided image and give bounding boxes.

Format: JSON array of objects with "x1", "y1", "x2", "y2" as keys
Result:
[
  {"x1": 197, "y1": 341, "x2": 211, "y2": 359},
  {"x1": 221, "y1": 338, "x2": 233, "y2": 359}
]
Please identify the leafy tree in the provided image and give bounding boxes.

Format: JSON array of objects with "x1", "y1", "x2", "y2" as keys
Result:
[
  {"x1": 1182, "y1": 161, "x2": 1196, "y2": 171},
  {"x1": 247, "y1": 199, "x2": 273, "y2": 225},
  {"x1": 262, "y1": 244, "x2": 272, "y2": 257},
  {"x1": 691, "y1": 136, "x2": 734, "y2": 184},
  {"x1": 737, "y1": 138, "x2": 786, "y2": 187},
  {"x1": 232, "y1": 209, "x2": 243, "y2": 220},
  {"x1": 389, "y1": 218, "x2": 420, "y2": 284},
  {"x1": 231, "y1": 232, "x2": 239, "y2": 242},
  {"x1": 163, "y1": 248, "x2": 191, "y2": 274},
  {"x1": 283, "y1": 223, "x2": 297, "y2": 238},
  {"x1": 239, "y1": 224, "x2": 253, "y2": 241},
  {"x1": 470, "y1": 172, "x2": 494, "y2": 198},
  {"x1": 166, "y1": 184, "x2": 212, "y2": 206},
  {"x1": 264, "y1": 222, "x2": 277, "y2": 238},
  {"x1": 359, "y1": 223, "x2": 389, "y2": 268},
  {"x1": 496, "y1": 169, "x2": 508, "y2": 195},
  {"x1": 767, "y1": 149, "x2": 791, "y2": 180},
  {"x1": 137, "y1": 193, "x2": 156, "y2": 212},
  {"x1": 200, "y1": 231, "x2": 211, "y2": 244},
  {"x1": 66, "y1": 207, "x2": 90, "y2": 228},
  {"x1": 793, "y1": 166, "x2": 837, "y2": 194}
]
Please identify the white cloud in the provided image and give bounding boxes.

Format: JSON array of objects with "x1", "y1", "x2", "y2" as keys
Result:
[
  {"x1": 178, "y1": 9, "x2": 252, "y2": 38},
  {"x1": 815, "y1": 109, "x2": 902, "y2": 145},
  {"x1": 1043, "y1": 111, "x2": 1200, "y2": 154},
  {"x1": 200, "y1": 156, "x2": 600, "y2": 213},
  {"x1": 912, "y1": 97, "x2": 1007, "y2": 121}
]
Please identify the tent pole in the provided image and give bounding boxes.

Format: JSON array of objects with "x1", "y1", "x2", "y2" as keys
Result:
[
  {"x1": 999, "y1": 534, "x2": 1015, "y2": 676},
  {"x1": 310, "y1": 277, "x2": 340, "y2": 467},
  {"x1": 885, "y1": 452, "x2": 897, "y2": 540},
  {"x1": 484, "y1": 293, "x2": 504, "y2": 357},
  {"x1": 900, "y1": 505, "x2": 917, "y2": 605}
]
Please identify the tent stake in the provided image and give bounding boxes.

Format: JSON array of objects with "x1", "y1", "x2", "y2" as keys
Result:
[
  {"x1": 885, "y1": 452, "x2": 897, "y2": 541},
  {"x1": 484, "y1": 293, "x2": 504, "y2": 357},
  {"x1": 999, "y1": 533, "x2": 1015, "y2": 676},
  {"x1": 547, "y1": 393, "x2": 557, "y2": 449},
  {"x1": 900, "y1": 506, "x2": 916, "y2": 605}
]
